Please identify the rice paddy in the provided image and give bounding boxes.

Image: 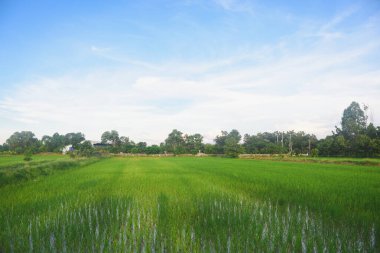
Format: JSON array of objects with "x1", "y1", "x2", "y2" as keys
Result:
[{"x1": 0, "y1": 156, "x2": 379, "y2": 252}]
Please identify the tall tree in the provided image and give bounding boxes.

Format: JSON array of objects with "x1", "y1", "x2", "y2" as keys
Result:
[
  {"x1": 145, "y1": 145, "x2": 161, "y2": 154},
  {"x1": 120, "y1": 136, "x2": 135, "y2": 153},
  {"x1": 340, "y1": 101, "x2": 367, "y2": 140},
  {"x1": 6, "y1": 131, "x2": 39, "y2": 154},
  {"x1": 184, "y1": 133, "x2": 204, "y2": 154},
  {"x1": 136, "y1": 142, "x2": 147, "y2": 153},
  {"x1": 204, "y1": 144, "x2": 215, "y2": 154},
  {"x1": 317, "y1": 101, "x2": 380, "y2": 157},
  {"x1": 164, "y1": 129, "x2": 185, "y2": 154},
  {"x1": 41, "y1": 133, "x2": 67, "y2": 152},
  {"x1": 223, "y1": 129, "x2": 242, "y2": 158},
  {"x1": 64, "y1": 132, "x2": 85, "y2": 148},
  {"x1": 101, "y1": 130, "x2": 121, "y2": 147},
  {"x1": 215, "y1": 129, "x2": 242, "y2": 157},
  {"x1": 214, "y1": 131, "x2": 228, "y2": 154},
  {"x1": 0, "y1": 143, "x2": 9, "y2": 152},
  {"x1": 77, "y1": 140, "x2": 95, "y2": 157}
]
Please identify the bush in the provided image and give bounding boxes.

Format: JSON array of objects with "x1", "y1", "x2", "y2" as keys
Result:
[
  {"x1": 77, "y1": 141, "x2": 95, "y2": 157},
  {"x1": 311, "y1": 148, "x2": 319, "y2": 157},
  {"x1": 67, "y1": 151, "x2": 76, "y2": 158},
  {"x1": 0, "y1": 158, "x2": 100, "y2": 186},
  {"x1": 23, "y1": 150, "x2": 32, "y2": 161}
]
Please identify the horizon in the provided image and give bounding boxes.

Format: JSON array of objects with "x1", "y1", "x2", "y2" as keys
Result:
[{"x1": 1, "y1": 0, "x2": 380, "y2": 145}]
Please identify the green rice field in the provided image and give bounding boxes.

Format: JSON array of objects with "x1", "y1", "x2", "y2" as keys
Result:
[{"x1": 0, "y1": 156, "x2": 379, "y2": 252}]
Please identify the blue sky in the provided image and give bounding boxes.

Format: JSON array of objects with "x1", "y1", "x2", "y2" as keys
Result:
[{"x1": 1, "y1": 0, "x2": 380, "y2": 144}]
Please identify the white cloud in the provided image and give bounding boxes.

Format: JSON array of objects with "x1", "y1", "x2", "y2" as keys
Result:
[{"x1": 0, "y1": 9, "x2": 379, "y2": 144}]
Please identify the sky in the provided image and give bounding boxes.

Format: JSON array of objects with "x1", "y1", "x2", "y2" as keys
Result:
[{"x1": 0, "y1": 0, "x2": 380, "y2": 144}]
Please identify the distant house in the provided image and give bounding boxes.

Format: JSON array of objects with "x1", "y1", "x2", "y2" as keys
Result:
[
  {"x1": 84, "y1": 140, "x2": 111, "y2": 148},
  {"x1": 61, "y1": 140, "x2": 110, "y2": 154},
  {"x1": 62, "y1": 145, "x2": 74, "y2": 154},
  {"x1": 93, "y1": 142, "x2": 111, "y2": 148}
]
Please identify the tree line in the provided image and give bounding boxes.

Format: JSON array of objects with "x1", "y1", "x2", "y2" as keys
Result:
[{"x1": 0, "y1": 101, "x2": 379, "y2": 158}]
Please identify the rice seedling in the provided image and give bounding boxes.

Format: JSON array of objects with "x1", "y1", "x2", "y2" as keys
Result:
[{"x1": 0, "y1": 156, "x2": 379, "y2": 252}]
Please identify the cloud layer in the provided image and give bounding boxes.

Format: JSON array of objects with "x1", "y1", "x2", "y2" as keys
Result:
[{"x1": 0, "y1": 5, "x2": 379, "y2": 144}]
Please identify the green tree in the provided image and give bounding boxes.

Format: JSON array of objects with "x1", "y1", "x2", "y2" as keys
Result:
[
  {"x1": 77, "y1": 141, "x2": 95, "y2": 157},
  {"x1": 352, "y1": 134, "x2": 372, "y2": 157},
  {"x1": 101, "y1": 130, "x2": 121, "y2": 153},
  {"x1": 101, "y1": 130, "x2": 120, "y2": 146},
  {"x1": 130, "y1": 147, "x2": 139, "y2": 154},
  {"x1": 51, "y1": 133, "x2": 65, "y2": 152},
  {"x1": 0, "y1": 143, "x2": 9, "y2": 152},
  {"x1": 317, "y1": 101, "x2": 380, "y2": 157},
  {"x1": 184, "y1": 133, "x2": 204, "y2": 154},
  {"x1": 120, "y1": 136, "x2": 135, "y2": 153},
  {"x1": 224, "y1": 136, "x2": 241, "y2": 158},
  {"x1": 64, "y1": 132, "x2": 85, "y2": 148},
  {"x1": 214, "y1": 131, "x2": 228, "y2": 154},
  {"x1": 366, "y1": 123, "x2": 378, "y2": 139},
  {"x1": 6, "y1": 131, "x2": 39, "y2": 154},
  {"x1": 215, "y1": 129, "x2": 242, "y2": 157},
  {"x1": 243, "y1": 132, "x2": 289, "y2": 154},
  {"x1": 41, "y1": 133, "x2": 67, "y2": 152},
  {"x1": 136, "y1": 142, "x2": 147, "y2": 153},
  {"x1": 317, "y1": 136, "x2": 334, "y2": 156},
  {"x1": 41, "y1": 135, "x2": 53, "y2": 152},
  {"x1": 340, "y1": 101, "x2": 367, "y2": 140},
  {"x1": 145, "y1": 145, "x2": 161, "y2": 154},
  {"x1": 204, "y1": 144, "x2": 215, "y2": 154},
  {"x1": 164, "y1": 129, "x2": 185, "y2": 154}
]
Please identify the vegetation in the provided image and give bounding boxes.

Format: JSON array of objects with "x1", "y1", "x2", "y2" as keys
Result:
[
  {"x1": 240, "y1": 154, "x2": 380, "y2": 166},
  {"x1": 1, "y1": 101, "x2": 378, "y2": 158},
  {"x1": 0, "y1": 154, "x2": 98, "y2": 186},
  {"x1": 23, "y1": 149, "x2": 33, "y2": 161},
  {"x1": 0, "y1": 157, "x2": 378, "y2": 251},
  {"x1": 318, "y1": 102, "x2": 380, "y2": 157}
]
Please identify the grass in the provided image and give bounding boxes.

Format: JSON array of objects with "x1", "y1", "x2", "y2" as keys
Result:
[
  {"x1": 0, "y1": 156, "x2": 379, "y2": 252},
  {"x1": 0, "y1": 154, "x2": 99, "y2": 186},
  {"x1": 240, "y1": 154, "x2": 380, "y2": 166},
  {"x1": 0, "y1": 154, "x2": 65, "y2": 167}
]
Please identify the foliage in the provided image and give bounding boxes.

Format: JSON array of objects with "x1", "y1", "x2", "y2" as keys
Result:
[
  {"x1": 135, "y1": 142, "x2": 147, "y2": 153},
  {"x1": 0, "y1": 144, "x2": 9, "y2": 153},
  {"x1": 145, "y1": 144, "x2": 161, "y2": 154},
  {"x1": 1, "y1": 101, "x2": 379, "y2": 157},
  {"x1": 41, "y1": 133, "x2": 65, "y2": 152},
  {"x1": 318, "y1": 101, "x2": 380, "y2": 157},
  {"x1": 64, "y1": 132, "x2": 85, "y2": 149},
  {"x1": 23, "y1": 150, "x2": 32, "y2": 161},
  {"x1": 214, "y1": 129, "x2": 243, "y2": 158},
  {"x1": 223, "y1": 130, "x2": 242, "y2": 157},
  {"x1": 101, "y1": 130, "x2": 121, "y2": 148},
  {"x1": 0, "y1": 156, "x2": 98, "y2": 186},
  {"x1": 204, "y1": 143, "x2": 215, "y2": 154},
  {"x1": 184, "y1": 133, "x2": 204, "y2": 154},
  {"x1": 6, "y1": 131, "x2": 39, "y2": 154},
  {"x1": 243, "y1": 131, "x2": 317, "y2": 155},
  {"x1": 119, "y1": 136, "x2": 135, "y2": 153},
  {"x1": 77, "y1": 140, "x2": 95, "y2": 157},
  {"x1": 340, "y1": 101, "x2": 367, "y2": 140},
  {"x1": 40, "y1": 132, "x2": 85, "y2": 152},
  {"x1": 164, "y1": 129, "x2": 186, "y2": 154},
  {"x1": 311, "y1": 148, "x2": 319, "y2": 157}
]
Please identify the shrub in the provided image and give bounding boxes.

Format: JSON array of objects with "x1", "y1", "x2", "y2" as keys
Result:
[
  {"x1": 311, "y1": 148, "x2": 319, "y2": 157},
  {"x1": 23, "y1": 150, "x2": 32, "y2": 161}
]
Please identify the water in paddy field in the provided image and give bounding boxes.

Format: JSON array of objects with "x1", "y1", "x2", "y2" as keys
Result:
[{"x1": 1, "y1": 196, "x2": 377, "y2": 252}]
